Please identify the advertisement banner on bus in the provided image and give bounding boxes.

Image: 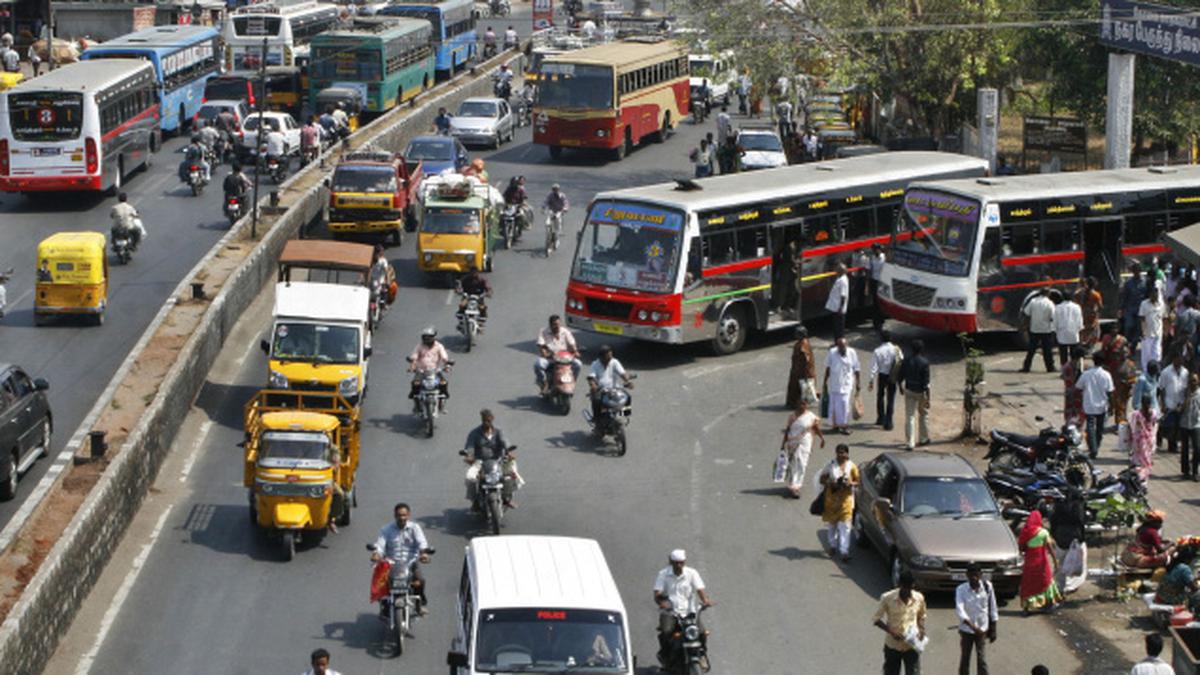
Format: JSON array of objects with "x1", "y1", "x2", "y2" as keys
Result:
[{"x1": 533, "y1": 0, "x2": 554, "y2": 30}]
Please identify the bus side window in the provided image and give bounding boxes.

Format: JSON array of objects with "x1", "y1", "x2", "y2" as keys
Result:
[
  {"x1": 1040, "y1": 221, "x2": 1079, "y2": 252},
  {"x1": 978, "y1": 228, "x2": 1002, "y2": 278},
  {"x1": 1002, "y1": 224, "x2": 1038, "y2": 256},
  {"x1": 877, "y1": 204, "x2": 901, "y2": 236},
  {"x1": 736, "y1": 227, "x2": 764, "y2": 259},
  {"x1": 839, "y1": 208, "x2": 873, "y2": 241},
  {"x1": 704, "y1": 231, "x2": 735, "y2": 265}
]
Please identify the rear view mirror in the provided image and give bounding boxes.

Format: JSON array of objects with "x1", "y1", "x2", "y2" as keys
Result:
[
  {"x1": 260, "y1": 339, "x2": 270, "y2": 354},
  {"x1": 364, "y1": 346, "x2": 373, "y2": 358},
  {"x1": 447, "y1": 652, "x2": 468, "y2": 668},
  {"x1": 33, "y1": 378, "x2": 49, "y2": 391}
]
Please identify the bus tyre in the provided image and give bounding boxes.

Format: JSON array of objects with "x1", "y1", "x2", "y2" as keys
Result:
[
  {"x1": 654, "y1": 114, "x2": 670, "y2": 143},
  {"x1": 712, "y1": 304, "x2": 748, "y2": 355},
  {"x1": 108, "y1": 159, "x2": 123, "y2": 197}
]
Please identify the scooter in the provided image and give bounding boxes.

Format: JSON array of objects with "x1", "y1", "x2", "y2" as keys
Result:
[
  {"x1": 367, "y1": 544, "x2": 435, "y2": 656},
  {"x1": 584, "y1": 376, "x2": 636, "y2": 456},
  {"x1": 543, "y1": 208, "x2": 564, "y2": 256},
  {"x1": 110, "y1": 225, "x2": 135, "y2": 264},
  {"x1": 187, "y1": 163, "x2": 207, "y2": 196},
  {"x1": 224, "y1": 194, "x2": 243, "y2": 227},
  {"x1": 659, "y1": 606, "x2": 711, "y2": 675},
  {"x1": 456, "y1": 292, "x2": 485, "y2": 351},
  {"x1": 541, "y1": 349, "x2": 577, "y2": 414},
  {"x1": 407, "y1": 357, "x2": 452, "y2": 437}
]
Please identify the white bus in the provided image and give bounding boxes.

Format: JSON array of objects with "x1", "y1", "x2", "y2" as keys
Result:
[
  {"x1": 878, "y1": 166, "x2": 1200, "y2": 333},
  {"x1": 564, "y1": 151, "x2": 988, "y2": 354},
  {"x1": 0, "y1": 59, "x2": 159, "y2": 194},
  {"x1": 223, "y1": 0, "x2": 340, "y2": 71},
  {"x1": 448, "y1": 536, "x2": 634, "y2": 675}
]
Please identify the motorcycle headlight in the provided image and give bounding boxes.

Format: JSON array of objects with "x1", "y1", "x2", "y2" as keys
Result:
[
  {"x1": 338, "y1": 376, "x2": 358, "y2": 396},
  {"x1": 909, "y1": 554, "x2": 945, "y2": 569},
  {"x1": 269, "y1": 370, "x2": 289, "y2": 389},
  {"x1": 423, "y1": 376, "x2": 439, "y2": 388},
  {"x1": 1066, "y1": 426, "x2": 1082, "y2": 446},
  {"x1": 683, "y1": 625, "x2": 701, "y2": 641}
]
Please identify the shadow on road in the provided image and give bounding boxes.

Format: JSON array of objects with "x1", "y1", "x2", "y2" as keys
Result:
[
  {"x1": 497, "y1": 394, "x2": 542, "y2": 412},
  {"x1": 768, "y1": 546, "x2": 830, "y2": 561},
  {"x1": 320, "y1": 612, "x2": 397, "y2": 660},
  {"x1": 179, "y1": 501, "x2": 310, "y2": 562},
  {"x1": 193, "y1": 381, "x2": 260, "y2": 430}
]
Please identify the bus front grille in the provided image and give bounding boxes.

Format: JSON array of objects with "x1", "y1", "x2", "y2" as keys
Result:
[
  {"x1": 586, "y1": 298, "x2": 632, "y2": 320},
  {"x1": 892, "y1": 280, "x2": 936, "y2": 308}
]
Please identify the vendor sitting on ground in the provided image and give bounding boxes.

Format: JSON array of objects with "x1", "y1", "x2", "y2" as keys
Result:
[
  {"x1": 1156, "y1": 544, "x2": 1200, "y2": 611},
  {"x1": 1122, "y1": 510, "x2": 1175, "y2": 569}
]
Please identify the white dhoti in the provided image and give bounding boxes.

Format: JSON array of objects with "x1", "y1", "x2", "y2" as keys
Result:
[
  {"x1": 1140, "y1": 337, "x2": 1162, "y2": 372},
  {"x1": 829, "y1": 390, "x2": 851, "y2": 426}
]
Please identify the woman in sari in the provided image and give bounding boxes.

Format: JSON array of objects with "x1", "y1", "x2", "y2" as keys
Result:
[
  {"x1": 1061, "y1": 346, "x2": 1085, "y2": 428},
  {"x1": 1018, "y1": 510, "x2": 1062, "y2": 614},
  {"x1": 1101, "y1": 323, "x2": 1136, "y2": 425},
  {"x1": 1075, "y1": 277, "x2": 1104, "y2": 347},
  {"x1": 1131, "y1": 395, "x2": 1161, "y2": 484},
  {"x1": 1122, "y1": 510, "x2": 1174, "y2": 569},
  {"x1": 779, "y1": 397, "x2": 824, "y2": 498}
]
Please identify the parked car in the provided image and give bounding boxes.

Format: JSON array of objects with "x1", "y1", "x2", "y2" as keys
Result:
[
  {"x1": 240, "y1": 111, "x2": 302, "y2": 159},
  {"x1": 0, "y1": 364, "x2": 51, "y2": 501},
  {"x1": 449, "y1": 97, "x2": 515, "y2": 148},
  {"x1": 404, "y1": 135, "x2": 470, "y2": 175},
  {"x1": 852, "y1": 451, "x2": 1023, "y2": 596},
  {"x1": 736, "y1": 127, "x2": 788, "y2": 171}
]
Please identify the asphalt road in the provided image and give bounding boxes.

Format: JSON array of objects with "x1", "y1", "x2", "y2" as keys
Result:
[
  {"x1": 0, "y1": 134, "x2": 248, "y2": 527},
  {"x1": 41, "y1": 105, "x2": 1106, "y2": 674}
]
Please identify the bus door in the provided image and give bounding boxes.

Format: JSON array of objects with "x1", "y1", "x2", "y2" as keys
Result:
[
  {"x1": 1082, "y1": 217, "x2": 1122, "y2": 312},
  {"x1": 770, "y1": 223, "x2": 801, "y2": 318}
]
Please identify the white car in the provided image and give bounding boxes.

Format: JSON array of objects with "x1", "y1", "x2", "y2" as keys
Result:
[
  {"x1": 737, "y1": 128, "x2": 788, "y2": 171},
  {"x1": 239, "y1": 111, "x2": 301, "y2": 158},
  {"x1": 449, "y1": 97, "x2": 515, "y2": 148}
]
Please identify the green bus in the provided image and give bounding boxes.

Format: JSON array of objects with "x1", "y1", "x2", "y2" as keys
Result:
[{"x1": 309, "y1": 17, "x2": 434, "y2": 114}]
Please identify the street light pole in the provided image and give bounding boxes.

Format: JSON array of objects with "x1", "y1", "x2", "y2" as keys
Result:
[{"x1": 251, "y1": 36, "x2": 266, "y2": 239}]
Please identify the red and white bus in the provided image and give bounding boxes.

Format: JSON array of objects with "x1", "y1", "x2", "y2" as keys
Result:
[
  {"x1": 0, "y1": 59, "x2": 159, "y2": 193},
  {"x1": 534, "y1": 38, "x2": 688, "y2": 161},
  {"x1": 564, "y1": 152, "x2": 988, "y2": 353},
  {"x1": 878, "y1": 166, "x2": 1200, "y2": 333}
]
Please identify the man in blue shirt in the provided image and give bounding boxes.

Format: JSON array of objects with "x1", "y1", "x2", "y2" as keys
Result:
[
  {"x1": 434, "y1": 107, "x2": 452, "y2": 135},
  {"x1": 371, "y1": 502, "x2": 432, "y2": 614},
  {"x1": 1119, "y1": 263, "x2": 1149, "y2": 346}
]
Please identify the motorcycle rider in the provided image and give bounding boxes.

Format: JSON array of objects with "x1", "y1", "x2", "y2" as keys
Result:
[
  {"x1": 332, "y1": 102, "x2": 351, "y2": 136},
  {"x1": 263, "y1": 124, "x2": 288, "y2": 173},
  {"x1": 223, "y1": 163, "x2": 252, "y2": 206},
  {"x1": 653, "y1": 549, "x2": 715, "y2": 666},
  {"x1": 587, "y1": 344, "x2": 634, "y2": 422},
  {"x1": 370, "y1": 502, "x2": 432, "y2": 616},
  {"x1": 493, "y1": 63, "x2": 514, "y2": 100},
  {"x1": 318, "y1": 106, "x2": 339, "y2": 139},
  {"x1": 503, "y1": 25, "x2": 519, "y2": 51},
  {"x1": 371, "y1": 244, "x2": 396, "y2": 309},
  {"x1": 544, "y1": 183, "x2": 570, "y2": 217},
  {"x1": 180, "y1": 134, "x2": 211, "y2": 183},
  {"x1": 482, "y1": 26, "x2": 497, "y2": 58},
  {"x1": 457, "y1": 268, "x2": 492, "y2": 320},
  {"x1": 215, "y1": 108, "x2": 238, "y2": 137},
  {"x1": 433, "y1": 107, "x2": 453, "y2": 136},
  {"x1": 109, "y1": 192, "x2": 146, "y2": 249},
  {"x1": 535, "y1": 314, "x2": 582, "y2": 395},
  {"x1": 408, "y1": 326, "x2": 452, "y2": 413},
  {"x1": 300, "y1": 115, "x2": 320, "y2": 164},
  {"x1": 503, "y1": 175, "x2": 532, "y2": 232},
  {"x1": 463, "y1": 408, "x2": 517, "y2": 509},
  {"x1": 197, "y1": 120, "x2": 221, "y2": 164}
]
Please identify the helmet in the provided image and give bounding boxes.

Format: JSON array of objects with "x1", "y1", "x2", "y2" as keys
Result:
[
  {"x1": 421, "y1": 326, "x2": 437, "y2": 338},
  {"x1": 551, "y1": 183, "x2": 560, "y2": 190}
]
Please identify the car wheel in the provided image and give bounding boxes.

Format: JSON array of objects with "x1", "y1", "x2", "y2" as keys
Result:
[
  {"x1": 39, "y1": 419, "x2": 51, "y2": 459},
  {"x1": 0, "y1": 451, "x2": 17, "y2": 501}
]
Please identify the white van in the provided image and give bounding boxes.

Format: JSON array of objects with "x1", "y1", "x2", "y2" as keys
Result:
[
  {"x1": 448, "y1": 536, "x2": 635, "y2": 674},
  {"x1": 688, "y1": 51, "x2": 737, "y2": 109}
]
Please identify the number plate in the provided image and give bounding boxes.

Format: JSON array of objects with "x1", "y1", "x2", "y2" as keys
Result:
[
  {"x1": 951, "y1": 572, "x2": 992, "y2": 581},
  {"x1": 560, "y1": 139, "x2": 581, "y2": 146},
  {"x1": 593, "y1": 322, "x2": 624, "y2": 335},
  {"x1": 33, "y1": 147, "x2": 61, "y2": 157}
]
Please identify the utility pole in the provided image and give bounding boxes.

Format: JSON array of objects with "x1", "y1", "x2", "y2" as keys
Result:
[
  {"x1": 43, "y1": 0, "x2": 52, "y2": 72},
  {"x1": 251, "y1": 36, "x2": 266, "y2": 239}
]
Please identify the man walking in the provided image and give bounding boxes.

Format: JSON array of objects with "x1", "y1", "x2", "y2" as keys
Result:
[
  {"x1": 823, "y1": 336, "x2": 860, "y2": 434},
  {"x1": 1140, "y1": 286, "x2": 1167, "y2": 372},
  {"x1": 1119, "y1": 263, "x2": 1148, "y2": 345},
  {"x1": 1159, "y1": 351, "x2": 1189, "y2": 454},
  {"x1": 1130, "y1": 633, "x2": 1175, "y2": 674},
  {"x1": 786, "y1": 326, "x2": 817, "y2": 410},
  {"x1": 873, "y1": 570, "x2": 926, "y2": 675},
  {"x1": 826, "y1": 263, "x2": 850, "y2": 339},
  {"x1": 1021, "y1": 288, "x2": 1057, "y2": 373},
  {"x1": 1054, "y1": 290, "x2": 1084, "y2": 366},
  {"x1": 955, "y1": 563, "x2": 998, "y2": 675},
  {"x1": 869, "y1": 330, "x2": 901, "y2": 430},
  {"x1": 899, "y1": 339, "x2": 931, "y2": 450},
  {"x1": 1076, "y1": 351, "x2": 1114, "y2": 459}
]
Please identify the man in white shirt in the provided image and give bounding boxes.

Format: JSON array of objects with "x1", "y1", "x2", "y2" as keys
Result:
[
  {"x1": 866, "y1": 243, "x2": 886, "y2": 329},
  {"x1": 1021, "y1": 288, "x2": 1056, "y2": 373},
  {"x1": 302, "y1": 647, "x2": 342, "y2": 675},
  {"x1": 869, "y1": 330, "x2": 901, "y2": 430},
  {"x1": 535, "y1": 314, "x2": 582, "y2": 394},
  {"x1": 1130, "y1": 633, "x2": 1176, "y2": 674},
  {"x1": 825, "y1": 262, "x2": 850, "y2": 339},
  {"x1": 1140, "y1": 286, "x2": 1167, "y2": 372},
  {"x1": 587, "y1": 344, "x2": 633, "y2": 422},
  {"x1": 1159, "y1": 351, "x2": 1190, "y2": 455},
  {"x1": 654, "y1": 549, "x2": 715, "y2": 665},
  {"x1": 1076, "y1": 351, "x2": 1114, "y2": 459},
  {"x1": 955, "y1": 563, "x2": 998, "y2": 675},
  {"x1": 716, "y1": 106, "x2": 732, "y2": 148},
  {"x1": 823, "y1": 336, "x2": 860, "y2": 434},
  {"x1": 1053, "y1": 291, "x2": 1084, "y2": 366}
]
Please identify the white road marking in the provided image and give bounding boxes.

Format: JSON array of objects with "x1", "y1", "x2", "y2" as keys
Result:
[
  {"x1": 701, "y1": 390, "x2": 782, "y2": 434},
  {"x1": 8, "y1": 288, "x2": 31, "y2": 309},
  {"x1": 74, "y1": 504, "x2": 173, "y2": 675},
  {"x1": 683, "y1": 352, "x2": 777, "y2": 379},
  {"x1": 445, "y1": 290, "x2": 455, "y2": 305},
  {"x1": 178, "y1": 419, "x2": 213, "y2": 482}
]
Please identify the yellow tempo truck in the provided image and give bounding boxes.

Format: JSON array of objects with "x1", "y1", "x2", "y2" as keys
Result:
[{"x1": 243, "y1": 390, "x2": 360, "y2": 561}]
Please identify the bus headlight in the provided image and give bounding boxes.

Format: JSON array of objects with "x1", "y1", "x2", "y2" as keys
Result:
[
  {"x1": 637, "y1": 310, "x2": 648, "y2": 320},
  {"x1": 650, "y1": 311, "x2": 662, "y2": 322},
  {"x1": 269, "y1": 370, "x2": 289, "y2": 389},
  {"x1": 595, "y1": 129, "x2": 608, "y2": 137},
  {"x1": 934, "y1": 296, "x2": 968, "y2": 310},
  {"x1": 567, "y1": 298, "x2": 583, "y2": 310}
]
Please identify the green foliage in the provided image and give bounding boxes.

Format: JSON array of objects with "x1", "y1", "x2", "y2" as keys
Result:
[{"x1": 1088, "y1": 492, "x2": 1148, "y2": 530}]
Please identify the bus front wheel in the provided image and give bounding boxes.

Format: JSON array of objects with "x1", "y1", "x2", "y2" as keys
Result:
[{"x1": 712, "y1": 304, "x2": 748, "y2": 355}]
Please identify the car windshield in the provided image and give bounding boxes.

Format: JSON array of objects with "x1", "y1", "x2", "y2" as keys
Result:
[
  {"x1": 538, "y1": 64, "x2": 613, "y2": 109},
  {"x1": 740, "y1": 133, "x2": 782, "y2": 151},
  {"x1": 458, "y1": 101, "x2": 498, "y2": 117},
  {"x1": 8, "y1": 92, "x2": 83, "y2": 142},
  {"x1": 261, "y1": 431, "x2": 330, "y2": 462},
  {"x1": 332, "y1": 165, "x2": 396, "y2": 193},
  {"x1": 474, "y1": 608, "x2": 629, "y2": 673},
  {"x1": 689, "y1": 57, "x2": 714, "y2": 77},
  {"x1": 900, "y1": 477, "x2": 999, "y2": 517},
  {"x1": 892, "y1": 189, "x2": 981, "y2": 278},
  {"x1": 572, "y1": 200, "x2": 683, "y2": 293},
  {"x1": 271, "y1": 323, "x2": 360, "y2": 364},
  {"x1": 243, "y1": 116, "x2": 281, "y2": 132},
  {"x1": 422, "y1": 206, "x2": 481, "y2": 234},
  {"x1": 406, "y1": 139, "x2": 452, "y2": 161}
]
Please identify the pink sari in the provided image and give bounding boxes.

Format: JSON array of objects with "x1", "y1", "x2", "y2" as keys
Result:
[{"x1": 1130, "y1": 408, "x2": 1160, "y2": 482}]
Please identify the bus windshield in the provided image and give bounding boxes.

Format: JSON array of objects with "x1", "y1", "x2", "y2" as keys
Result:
[
  {"x1": 8, "y1": 92, "x2": 83, "y2": 142},
  {"x1": 474, "y1": 608, "x2": 628, "y2": 673},
  {"x1": 892, "y1": 189, "x2": 980, "y2": 278},
  {"x1": 572, "y1": 200, "x2": 683, "y2": 293},
  {"x1": 423, "y1": 207, "x2": 481, "y2": 234},
  {"x1": 538, "y1": 64, "x2": 613, "y2": 109}
]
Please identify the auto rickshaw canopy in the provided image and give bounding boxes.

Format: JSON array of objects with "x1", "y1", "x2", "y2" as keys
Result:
[
  {"x1": 278, "y1": 239, "x2": 375, "y2": 285},
  {"x1": 261, "y1": 410, "x2": 341, "y2": 433},
  {"x1": 36, "y1": 232, "x2": 107, "y2": 285}
]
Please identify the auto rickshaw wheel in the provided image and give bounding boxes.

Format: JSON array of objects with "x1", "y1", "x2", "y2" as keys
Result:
[
  {"x1": 92, "y1": 312, "x2": 105, "y2": 327},
  {"x1": 281, "y1": 531, "x2": 296, "y2": 561}
]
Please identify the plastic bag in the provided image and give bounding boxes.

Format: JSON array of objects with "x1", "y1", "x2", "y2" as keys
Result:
[
  {"x1": 852, "y1": 393, "x2": 864, "y2": 420},
  {"x1": 772, "y1": 451, "x2": 788, "y2": 483},
  {"x1": 1117, "y1": 422, "x2": 1131, "y2": 453},
  {"x1": 369, "y1": 559, "x2": 391, "y2": 603}
]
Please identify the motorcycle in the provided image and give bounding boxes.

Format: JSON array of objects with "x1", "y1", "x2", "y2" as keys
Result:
[
  {"x1": 493, "y1": 77, "x2": 512, "y2": 102},
  {"x1": 110, "y1": 225, "x2": 135, "y2": 264},
  {"x1": 584, "y1": 376, "x2": 636, "y2": 456},
  {"x1": 367, "y1": 544, "x2": 435, "y2": 656},
  {"x1": 407, "y1": 357, "x2": 452, "y2": 437},
  {"x1": 543, "y1": 208, "x2": 565, "y2": 256},
  {"x1": 490, "y1": 0, "x2": 511, "y2": 16},
  {"x1": 224, "y1": 194, "x2": 244, "y2": 227},
  {"x1": 985, "y1": 422, "x2": 1092, "y2": 485},
  {"x1": 456, "y1": 293, "x2": 485, "y2": 351},
  {"x1": 660, "y1": 606, "x2": 711, "y2": 675},
  {"x1": 483, "y1": 42, "x2": 497, "y2": 59},
  {"x1": 541, "y1": 349, "x2": 577, "y2": 414},
  {"x1": 369, "y1": 277, "x2": 388, "y2": 329},
  {"x1": 266, "y1": 154, "x2": 287, "y2": 184},
  {"x1": 515, "y1": 96, "x2": 532, "y2": 127},
  {"x1": 992, "y1": 465, "x2": 1148, "y2": 533},
  {"x1": 0, "y1": 267, "x2": 13, "y2": 319},
  {"x1": 186, "y1": 163, "x2": 207, "y2": 196},
  {"x1": 462, "y1": 447, "x2": 517, "y2": 535},
  {"x1": 500, "y1": 204, "x2": 520, "y2": 249}
]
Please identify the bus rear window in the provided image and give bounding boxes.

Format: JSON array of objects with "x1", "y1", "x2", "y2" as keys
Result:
[
  {"x1": 204, "y1": 78, "x2": 255, "y2": 102},
  {"x1": 234, "y1": 16, "x2": 282, "y2": 37},
  {"x1": 8, "y1": 92, "x2": 83, "y2": 142}
]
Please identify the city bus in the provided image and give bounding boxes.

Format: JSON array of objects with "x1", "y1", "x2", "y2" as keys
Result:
[
  {"x1": 309, "y1": 17, "x2": 434, "y2": 113},
  {"x1": 376, "y1": 0, "x2": 476, "y2": 79},
  {"x1": 223, "y1": 1, "x2": 340, "y2": 71},
  {"x1": 81, "y1": 25, "x2": 219, "y2": 135},
  {"x1": 534, "y1": 39, "x2": 689, "y2": 161},
  {"x1": 0, "y1": 59, "x2": 159, "y2": 194},
  {"x1": 563, "y1": 152, "x2": 988, "y2": 354},
  {"x1": 878, "y1": 166, "x2": 1200, "y2": 334}
]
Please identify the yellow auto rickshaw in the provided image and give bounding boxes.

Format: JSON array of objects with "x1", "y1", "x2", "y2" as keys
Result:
[
  {"x1": 243, "y1": 390, "x2": 360, "y2": 561},
  {"x1": 34, "y1": 232, "x2": 108, "y2": 326},
  {"x1": 0, "y1": 72, "x2": 24, "y2": 93}
]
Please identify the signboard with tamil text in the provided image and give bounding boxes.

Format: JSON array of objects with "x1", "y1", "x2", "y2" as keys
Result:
[{"x1": 1100, "y1": 0, "x2": 1200, "y2": 67}]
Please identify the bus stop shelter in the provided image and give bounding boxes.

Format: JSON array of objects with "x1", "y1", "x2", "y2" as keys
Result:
[{"x1": 1166, "y1": 222, "x2": 1200, "y2": 270}]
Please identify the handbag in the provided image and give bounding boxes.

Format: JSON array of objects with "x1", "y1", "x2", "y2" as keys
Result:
[
  {"x1": 820, "y1": 390, "x2": 830, "y2": 418},
  {"x1": 808, "y1": 489, "x2": 825, "y2": 516}
]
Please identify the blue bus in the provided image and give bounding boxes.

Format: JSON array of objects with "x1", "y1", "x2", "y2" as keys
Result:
[
  {"x1": 82, "y1": 25, "x2": 221, "y2": 134},
  {"x1": 377, "y1": 0, "x2": 476, "y2": 79}
]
